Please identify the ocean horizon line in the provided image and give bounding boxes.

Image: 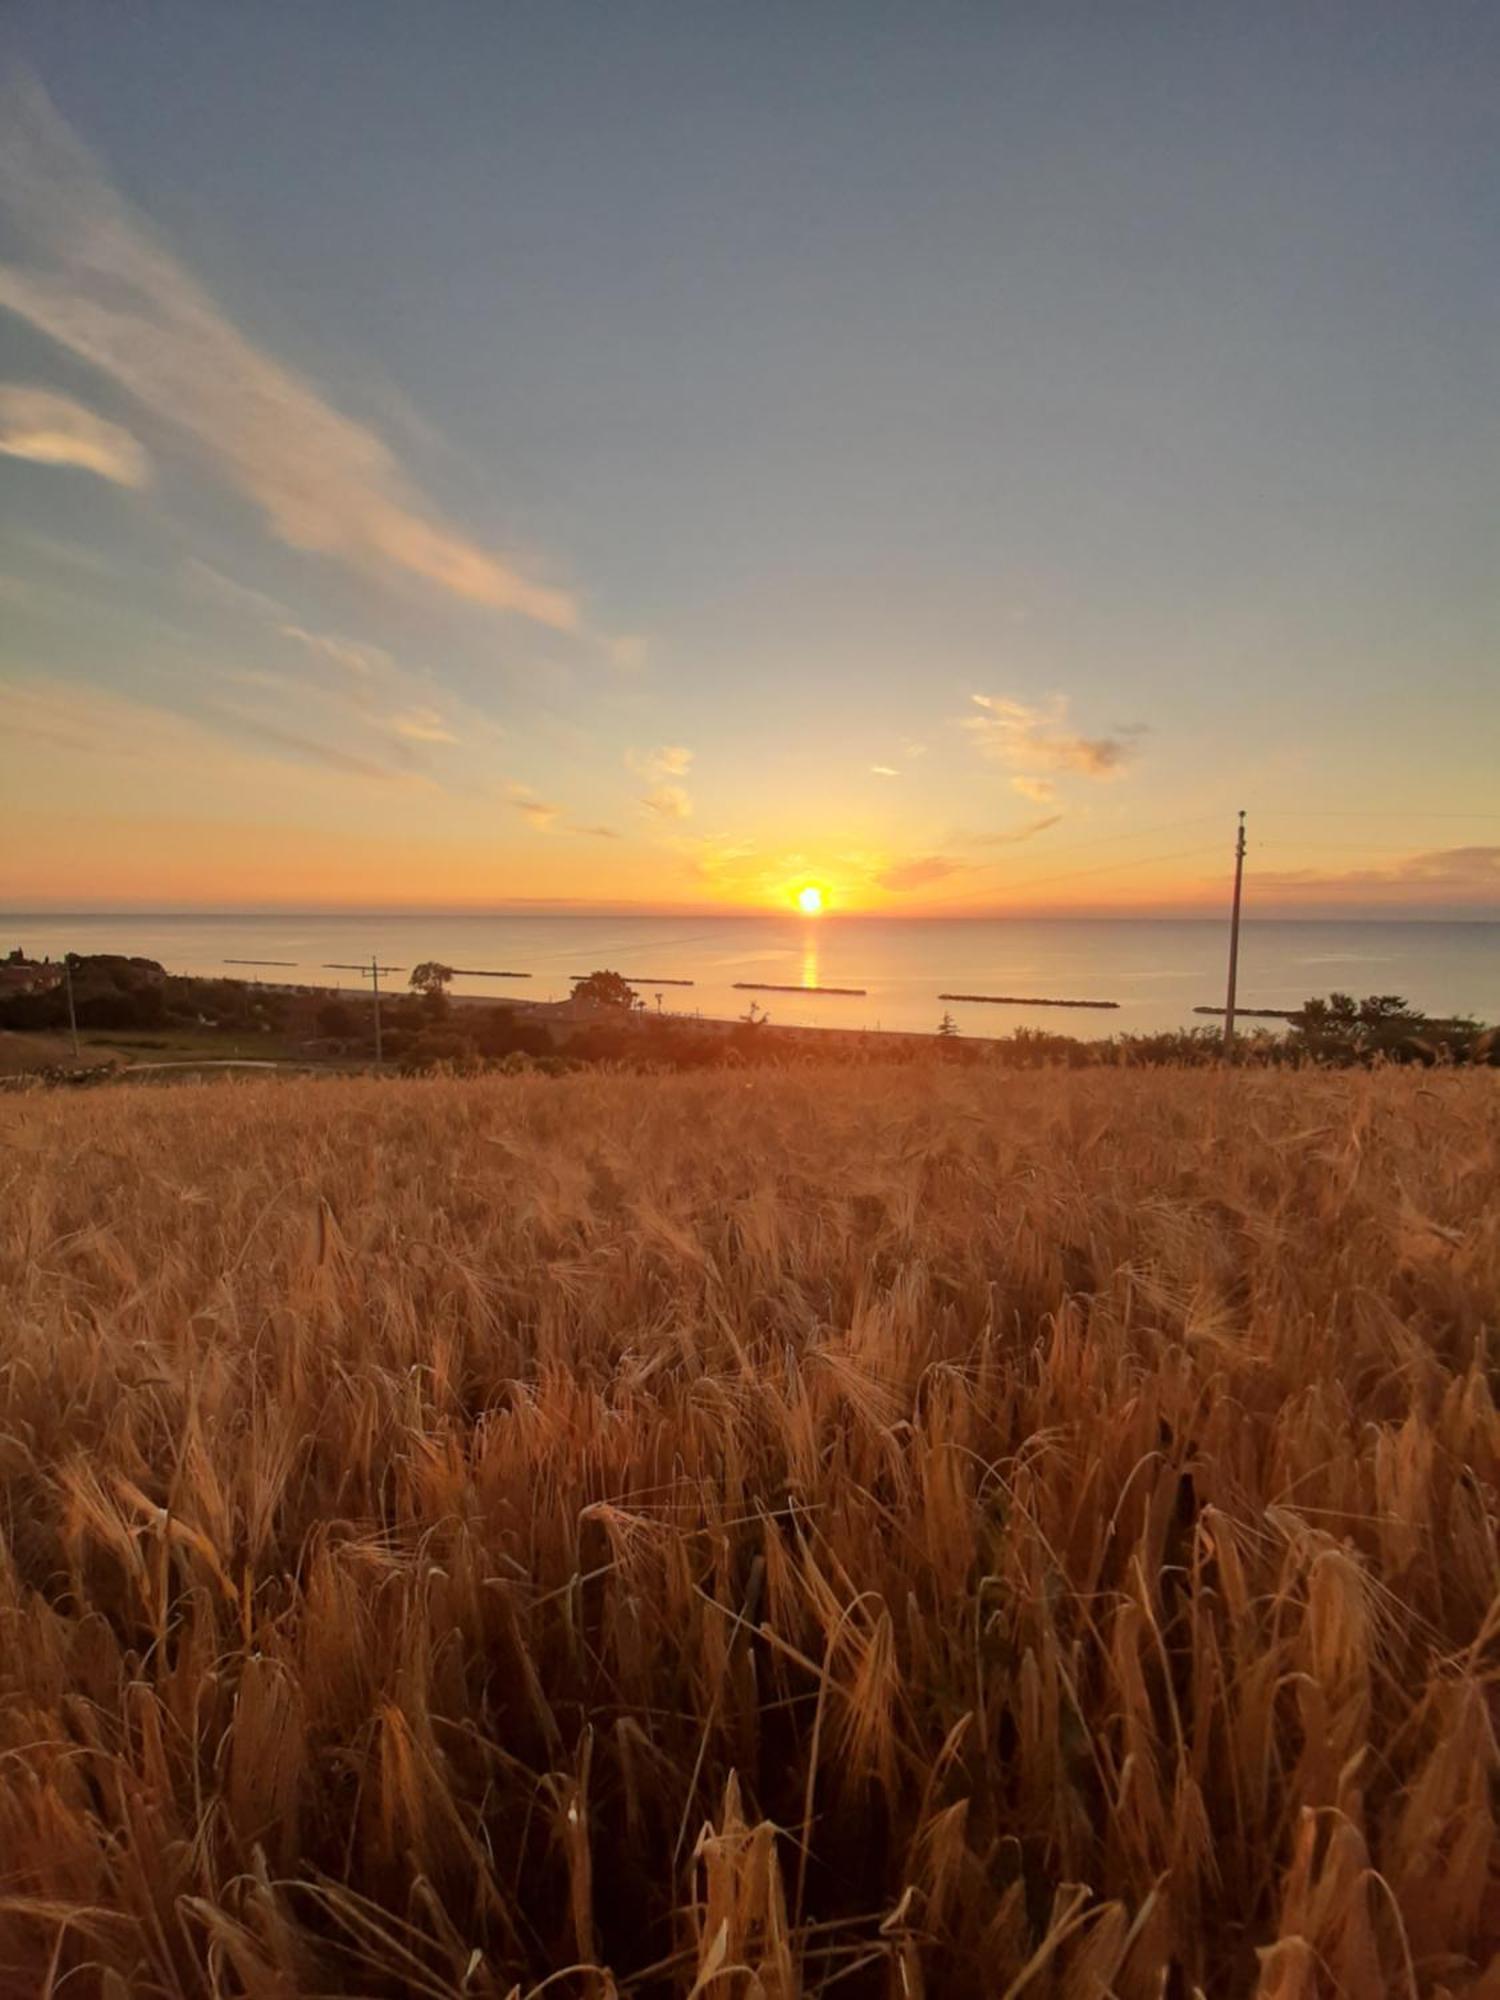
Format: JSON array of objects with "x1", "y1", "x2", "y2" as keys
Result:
[{"x1": 6, "y1": 907, "x2": 1497, "y2": 926}]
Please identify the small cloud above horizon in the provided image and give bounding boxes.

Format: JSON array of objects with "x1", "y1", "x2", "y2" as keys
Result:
[
  {"x1": 1255, "y1": 845, "x2": 1500, "y2": 899},
  {"x1": 506, "y1": 781, "x2": 563, "y2": 831},
  {"x1": 387, "y1": 707, "x2": 458, "y2": 745},
  {"x1": 628, "y1": 744, "x2": 694, "y2": 781},
  {"x1": 642, "y1": 782, "x2": 693, "y2": 820},
  {"x1": 965, "y1": 695, "x2": 1136, "y2": 784}
]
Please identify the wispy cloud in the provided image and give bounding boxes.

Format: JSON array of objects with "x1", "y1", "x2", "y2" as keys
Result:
[
  {"x1": 0, "y1": 74, "x2": 577, "y2": 627},
  {"x1": 964, "y1": 695, "x2": 1135, "y2": 782},
  {"x1": 570, "y1": 822, "x2": 621, "y2": 839},
  {"x1": 184, "y1": 566, "x2": 479, "y2": 768},
  {"x1": 514, "y1": 800, "x2": 560, "y2": 830},
  {"x1": 506, "y1": 782, "x2": 560, "y2": 830},
  {"x1": 181, "y1": 557, "x2": 292, "y2": 623},
  {"x1": 628, "y1": 744, "x2": 694, "y2": 780},
  {"x1": 279, "y1": 625, "x2": 392, "y2": 678},
  {"x1": 1010, "y1": 775, "x2": 1057, "y2": 804},
  {"x1": 2, "y1": 670, "x2": 411, "y2": 785},
  {"x1": 210, "y1": 709, "x2": 414, "y2": 782},
  {"x1": 0, "y1": 383, "x2": 149, "y2": 487},
  {"x1": 877, "y1": 854, "x2": 965, "y2": 892},
  {"x1": 387, "y1": 707, "x2": 458, "y2": 745},
  {"x1": 870, "y1": 764, "x2": 901, "y2": 777},
  {"x1": 968, "y1": 814, "x2": 1065, "y2": 846},
  {"x1": 626, "y1": 748, "x2": 695, "y2": 820},
  {"x1": 1256, "y1": 847, "x2": 1500, "y2": 901},
  {"x1": 642, "y1": 783, "x2": 693, "y2": 820}
]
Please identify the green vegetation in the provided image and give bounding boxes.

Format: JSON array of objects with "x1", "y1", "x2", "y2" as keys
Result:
[
  {"x1": 570, "y1": 968, "x2": 640, "y2": 1010},
  {"x1": 2, "y1": 963, "x2": 1493, "y2": 1089}
]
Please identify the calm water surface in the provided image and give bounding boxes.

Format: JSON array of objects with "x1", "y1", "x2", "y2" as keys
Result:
[{"x1": 6, "y1": 914, "x2": 1496, "y2": 1038}]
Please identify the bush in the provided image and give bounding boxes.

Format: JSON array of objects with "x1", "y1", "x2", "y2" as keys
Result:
[
  {"x1": 75, "y1": 982, "x2": 167, "y2": 1030},
  {"x1": 317, "y1": 999, "x2": 356, "y2": 1037},
  {"x1": 397, "y1": 1029, "x2": 481, "y2": 1074}
]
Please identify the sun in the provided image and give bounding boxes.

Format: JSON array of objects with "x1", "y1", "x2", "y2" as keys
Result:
[{"x1": 796, "y1": 884, "x2": 826, "y2": 916}]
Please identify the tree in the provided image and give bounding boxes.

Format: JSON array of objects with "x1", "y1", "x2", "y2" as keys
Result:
[
  {"x1": 937, "y1": 1011, "x2": 959, "y2": 1038},
  {"x1": 571, "y1": 969, "x2": 637, "y2": 1010},
  {"x1": 1356, "y1": 994, "x2": 1421, "y2": 1029},
  {"x1": 1290, "y1": 991, "x2": 1431, "y2": 1064},
  {"x1": 410, "y1": 962, "x2": 454, "y2": 998},
  {"x1": 410, "y1": 961, "x2": 454, "y2": 1020}
]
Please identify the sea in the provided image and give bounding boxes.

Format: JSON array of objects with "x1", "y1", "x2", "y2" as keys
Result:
[{"x1": 6, "y1": 913, "x2": 1496, "y2": 1039}]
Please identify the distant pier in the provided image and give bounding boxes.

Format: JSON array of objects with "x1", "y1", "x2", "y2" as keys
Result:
[
  {"x1": 733, "y1": 981, "x2": 867, "y2": 997},
  {"x1": 1193, "y1": 1005, "x2": 1295, "y2": 1020},
  {"x1": 940, "y1": 992, "x2": 1120, "y2": 1010}
]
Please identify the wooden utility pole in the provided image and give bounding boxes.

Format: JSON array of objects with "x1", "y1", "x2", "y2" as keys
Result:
[
  {"x1": 1223, "y1": 810, "x2": 1247, "y2": 1053},
  {"x1": 63, "y1": 953, "x2": 80, "y2": 1062},
  {"x1": 323, "y1": 961, "x2": 403, "y2": 1063},
  {"x1": 370, "y1": 954, "x2": 383, "y2": 1064}
]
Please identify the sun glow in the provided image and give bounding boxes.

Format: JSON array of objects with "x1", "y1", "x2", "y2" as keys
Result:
[{"x1": 796, "y1": 884, "x2": 826, "y2": 916}]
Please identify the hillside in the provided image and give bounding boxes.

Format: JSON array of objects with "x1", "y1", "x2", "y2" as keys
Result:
[{"x1": 1, "y1": 1063, "x2": 1497, "y2": 1997}]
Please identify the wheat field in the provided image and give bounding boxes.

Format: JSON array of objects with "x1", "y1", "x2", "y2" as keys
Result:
[{"x1": 1, "y1": 1063, "x2": 1497, "y2": 1998}]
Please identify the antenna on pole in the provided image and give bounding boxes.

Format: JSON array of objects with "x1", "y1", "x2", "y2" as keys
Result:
[
  {"x1": 370, "y1": 953, "x2": 382, "y2": 1065},
  {"x1": 1223, "y1": 810, "x2": 1247, "y2": 1055}
]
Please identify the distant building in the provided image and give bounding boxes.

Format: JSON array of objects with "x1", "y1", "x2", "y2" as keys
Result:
[{"x1": 0, "y1": 956, "x2": 62, "y2": 997}]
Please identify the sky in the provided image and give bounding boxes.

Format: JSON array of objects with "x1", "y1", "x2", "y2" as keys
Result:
[{"x1": 1, "y1": 2, "x2": 1497, "y2": 918}]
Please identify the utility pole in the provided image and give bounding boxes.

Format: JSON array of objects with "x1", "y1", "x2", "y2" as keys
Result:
[
  {"x1": 1223, "y1": 809, "x2": 1247, "y2": 1054},
  {"x1": 63, "y1": 952, "x2": 80, "y2": 1062},
  {"x1": 370, "y1": 953, "x2": 383, "y2": 1065},
  {"x1": 322, "y1": 961, "x2": 402, "y2": 1064}
]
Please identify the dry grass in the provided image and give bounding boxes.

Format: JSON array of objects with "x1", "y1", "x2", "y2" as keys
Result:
[{"x1": 0, "y1": 1062, "x2": 1497, "y2": 1998}]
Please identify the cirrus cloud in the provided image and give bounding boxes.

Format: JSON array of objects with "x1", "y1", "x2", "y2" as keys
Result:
[
  {"x1": 279, "y1": 625, "x2": 393, "y2": 679},
  {"x1": 0, "y1": 74, "x2": 576, "y2": 628},
  {"x1": 0, "y1": 383, "x2": 150, "y2": 487}
]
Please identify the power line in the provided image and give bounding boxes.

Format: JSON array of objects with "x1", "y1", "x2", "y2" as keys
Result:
[
  {"x1": 1258, "y1": 810, "x2": 1500, "y2": 822},
  {"x1": 970, "y1": 813, "x2": 1222, "y2": 867},
  {"x1": 992, "y1": 840, "x2": 1224, "y2": 896},
  {"x1": 1250, "y1": 839, "x2": 1487, "y2": 855}
]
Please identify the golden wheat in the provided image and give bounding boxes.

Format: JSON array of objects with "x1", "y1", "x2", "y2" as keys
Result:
[{"x1": 0, "y1": 1062, "x2": 1497, "y2": 1998}]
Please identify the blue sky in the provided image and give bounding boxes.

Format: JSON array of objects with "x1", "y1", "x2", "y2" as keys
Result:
[{"x1": 2, "y1": 2, "x2": 1497, "y2": 913}]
